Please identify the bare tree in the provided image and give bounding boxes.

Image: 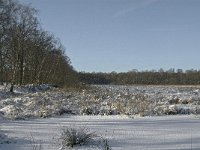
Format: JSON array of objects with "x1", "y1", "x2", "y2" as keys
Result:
[{"x1": 0, "y1": 0, "x2": 77, "y2": 88}]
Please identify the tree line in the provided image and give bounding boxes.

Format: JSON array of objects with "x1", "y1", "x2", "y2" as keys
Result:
[
  {"x1": 78, "y1": 69, "x2": 200, "y2": 85},
  {"x1": 0, "y1": 0, "x2": 77, "y2": 87},
  {"x1": 1, "y1": 0, "x2": 199, "y2": 88}
]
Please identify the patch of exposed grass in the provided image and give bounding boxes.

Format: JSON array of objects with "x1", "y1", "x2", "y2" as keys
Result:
[{"x1": 60, "y1": 127, "x2": 96, "y2": 148}]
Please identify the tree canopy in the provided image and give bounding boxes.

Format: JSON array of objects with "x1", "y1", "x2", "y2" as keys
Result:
[
  {"x1": 0, "y1": 0, "x2": 77, "y2": 87},
  {"x1": 78, "y1": 69, "x2": 200, "y2": 85}
]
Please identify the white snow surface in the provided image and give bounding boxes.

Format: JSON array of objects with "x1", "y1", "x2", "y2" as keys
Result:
[
  {"x1": 1, "y1": 115, "x2": 200, "y2": 150},
  {"x1": 1, "y1": 85, "x2": 200, "y2": 149}
]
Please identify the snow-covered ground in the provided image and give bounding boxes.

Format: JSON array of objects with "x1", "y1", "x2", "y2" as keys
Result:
[
  {"x1": 1, "y1": 115, "x2": 200, "y2": 150},
  {"x1": 1, "y1": 84, "x2": 200, "y2": 149},
  {"x1": 1, "y1": 84, "x2": 200, "y2": 120}
]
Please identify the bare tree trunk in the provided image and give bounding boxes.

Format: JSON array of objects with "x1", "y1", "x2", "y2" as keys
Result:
[
  {"x1": 10, "y1": 83, "x2": 14, "y2": 92},
  {"x1": 36, "y1": 56, "x2": 46, "y2": 84},
  {"x1": 19, "y1": 47, "x2": 24, "y2": 85}
]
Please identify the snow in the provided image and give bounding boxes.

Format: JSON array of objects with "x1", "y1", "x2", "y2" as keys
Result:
[
  {"x1": 1, "y1": 84, "x2": 200, "y2": 119},
  {"x1": 1, "y1": 84, "x2": 200, "y2": 149},
  {"x1": 1, "y1": 115, "x2": 200, "y2": 150}
]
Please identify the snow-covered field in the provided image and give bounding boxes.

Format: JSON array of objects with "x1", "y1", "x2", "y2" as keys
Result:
[
  {"x1": 1, "y1": 115, "x2": 200, "y2": 150},
  {"x1": 1, "y1": 84, "x2": 200, "y2": 149},
  {"x1": 1, "y1": 84, "x2": 200, "y2": 119}
]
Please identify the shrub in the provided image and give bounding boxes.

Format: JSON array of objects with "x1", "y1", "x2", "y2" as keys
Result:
[
  {"x1": 60, "y1": 127, "x2": 95, "y2": 148},
  {"x1": 81, "y1": 107, "x2": 94, "y2": 115},
  {"x1": 0, "y1": 128, "x2": 11, "y2": 144},
  {"x1": 101, "y1": 138, "x2": 112, "y2": 150}
]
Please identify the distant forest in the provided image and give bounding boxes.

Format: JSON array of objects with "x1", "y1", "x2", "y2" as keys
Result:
[{"x1": 78, "y1": 69, "x2": 200, "y2": 85}]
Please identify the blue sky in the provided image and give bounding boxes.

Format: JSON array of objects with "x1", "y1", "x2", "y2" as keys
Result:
[{"x1": 19, "y1": 0, "x2": 200, "y2": 72}]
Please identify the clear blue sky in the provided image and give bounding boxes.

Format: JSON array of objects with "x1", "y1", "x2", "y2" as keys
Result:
[{"x1": 19, "y1": 0, "x2": 200, "y2": 73}]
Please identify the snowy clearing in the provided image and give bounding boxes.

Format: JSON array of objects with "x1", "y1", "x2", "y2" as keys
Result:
[
  {"x1": 1, "y1": 115, "x2": 200, "y2": 150},
  {"x1": 1, "y1": 85, "x2": 200, "y2": 149}
]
